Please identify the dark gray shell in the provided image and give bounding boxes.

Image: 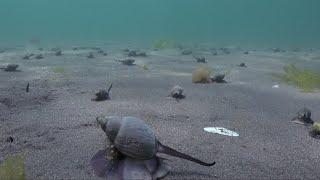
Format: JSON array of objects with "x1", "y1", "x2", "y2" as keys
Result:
[
  {"x1": 110, "y1": 117, "x2": 157, "y2": 160},
  {"x1": 182, "y1": 49, "x2": 192, "y2": 55},
  {"x1": 291, "y1": 107, "x2": 313, "y2": 125},
  {"x1": 55, "y1": 50, "x2": 62, "y2": 56},
  {"x1": 98, "y1": 116, "x2": 216, "y2": 166},
  {"x1": 211, "y1": 73, "x2": 225, "y2": 83},
  {"x1": 170, "y1": 85, "x2": 183, "y2": 98},
  {"x1": 4, "y1": 64, "x2": 19, "y2": 71},
  {"x1": 120, "y1": 59, "x2": 135, "y2": 65},
  {"x1": 93, "y1": 90, "x2": 109, "y2": 101},
  {"x1": 239, "y1": 62, "x2": 247, "y2": 67},
  {"x1": 297, "y1": 108, "x2": 311, "y2": 119},
  {"x1": 87, "y1": 52, "x2": 95, "y2": 58},
  {"x1": 35, "y1": 54, "x2": 44, "y2": 59},
  {"x1": 194, "y1": 56, "x2": 206, "y2": 63}
]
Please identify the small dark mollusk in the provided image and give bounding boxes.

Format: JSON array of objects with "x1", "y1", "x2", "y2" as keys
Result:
[
  {"x1": 51, "y1": 48, "x2": 60, "y2": 52},
  {"x1": 137, "y1": 51, "x2": 147, "y2": 57},
  {"x1": 22, "y1": 55, "x2": 30, "y2": 60},
  {"x1": 243, "y1": 51, "x2": 249, "y2": 54},
  {"x1": 238, "y1": 63, "x2": 247, "y2": 67},
  {"x1": 117, "y1": 59, "x2": 135, "y2": 66},
  {"x1": 291, "y1": 107, "x2": 314, "y2": 125},
  {"x1": 23, "y1": 53, "x2": 35, "y2": 60},
  {"x1": 6, "y1": 136, "x2": 14, "y2": 143},
  {"x1": 170, "y1": 85, "x2": 185, "y2": 100},
  {"x1": 211, "y1": 49, "x2": 218, "y2": 56},
  {"x1": 55, "y1": 50, "x2": 62, "y2": 56},
  {"x1": 220, "y1": 48, "x2": 231, "y2": 55},
  {"x1": 272, "y1": 48, "x2": 286, "y2": 53},
  {"x1": 182, "y1": 49, "x2": 192, "y2": 55},
  {"x1": 35, "y1": 54, "x2": 44, "y2": 59},
  {"x1": 272, "y1": 48, "x2": 280, "y2": 53},
  {"x1": 92, "y1": 84, "x2": 113, "y2": 101},
  {"x1": 1, "y1": 64, "x2": 19, "y2": 72},
  {"x1": 94, "y1": 90, "x2": 110, "y2": 101},
  {"x1": 128, "y1": 50, "x2": 147, "y2": 57},
  {"x1": 87, "y1": 52, "x2": 95, "y2": 59},
  {"x1": 194, "y1": 56, "x2": 206, "y2": 63},
  {"x1": 211, "y1": 73, "x2": 226, "y2": 83},
  {"x1": 128, "y1": 50, "x2": 137, "y2": 57}
]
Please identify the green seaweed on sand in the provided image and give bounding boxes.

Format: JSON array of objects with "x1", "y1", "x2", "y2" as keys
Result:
[
  {"x1": 0, "y1": 154, "x2": 26, "y2": 180},
  {"x1": 52, "y1": 67, "x2": 65, "y2": 73},
  {"x1": 192, "y1": 66, "x2": 213, "y2": 83},
  {"x1": 312, "y1": 123, "x2": 320, "y2": 133},
  {"x1": 272, "y1": 64, "x2": 320, "y2": 92},
  {"x1": 310, "y1": 122, "x2": 320, "y2": 139},
  {"x1": 137, "y1": 64, "x2": 149, "y2": 71},
  {"x1": 143, "y1": 64, "x2": 149, "y2": 70},
  {"x1": 153, "y1": 39, "x2": 174, "y2": 49}
]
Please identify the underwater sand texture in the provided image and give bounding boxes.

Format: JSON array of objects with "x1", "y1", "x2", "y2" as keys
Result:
[{"x1": 0, "y1": 46, "x2": 320, "y2": 180}]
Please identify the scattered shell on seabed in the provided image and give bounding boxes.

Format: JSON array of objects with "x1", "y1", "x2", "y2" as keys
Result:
[
  {"x1": 272, "y1": 84, "x2": 279, "y2": 88},
  {"x1": 204, "y1": 127, "x2": 239, "y2": 137}
]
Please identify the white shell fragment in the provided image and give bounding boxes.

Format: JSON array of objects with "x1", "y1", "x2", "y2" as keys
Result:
[
  {"x1": 204, "y1": 127, "x2": 239, "y2": 137},
  {"x1": 272, "y1": 84, "x2": 279, "y2": 88}
]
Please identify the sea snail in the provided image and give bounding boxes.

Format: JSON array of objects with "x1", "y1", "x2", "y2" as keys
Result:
[
  {"x1": 96, "y1": 116, "x2": 216, "y2": 166},
  {"x1": 170, "y1": 85, "x2": 185, "y2": 100}
]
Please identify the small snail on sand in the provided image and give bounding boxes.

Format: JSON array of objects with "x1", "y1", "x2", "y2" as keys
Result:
[
  {"x1": 170, "y1": 85, "x2": 185, "y2": 100},
  {"x1": 211, "y1": 73, "x2": 226, "y2": 83},
  {"x1": 92, "y1": 83, "x2": 113, "y2": 101},
  {"x1": 0, "y1": 64, "x2": 19, "y2": 72},
  {"x1": 193, "y1": 56, "x2": 206, "y2": 63},
  {"x1": 291, "y1": 107, "x2": 314, "y2": 125},
  {"x1": 116, "y1": 59, "x2": 135, "y2": 66}
]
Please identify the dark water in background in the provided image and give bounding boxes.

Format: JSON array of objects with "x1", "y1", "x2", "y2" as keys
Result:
[{"x1": 1, "y1": 0, "x2": 320, "y2": 48}]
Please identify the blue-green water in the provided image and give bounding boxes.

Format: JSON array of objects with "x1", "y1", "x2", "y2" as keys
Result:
[{"x1": 1, "y1": 0, "x2": 320, "y2": 47}]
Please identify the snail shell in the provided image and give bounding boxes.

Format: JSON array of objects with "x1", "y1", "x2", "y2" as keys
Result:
[
  {"x1": 99, "y1": 116, "x2": 157, "y2": 160},
  {"x1": 170, "y1": 85, "x2": 185, "y2": 99},
  {"x1": 292, "y1": 107, "x2": 314, "y2": 125},
  {"x1": 97, "y1": 115, "x2": 216, "y2": 166},
  {"x1": 297, "y1": 107, "x2": 311, "y2": 120},
  {"x1": 211, "y1": 73, "x2": 225, "y2": 83}
]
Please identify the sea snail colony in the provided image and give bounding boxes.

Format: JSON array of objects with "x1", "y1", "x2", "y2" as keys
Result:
[{"x1": 91, "y1": 116, "x2": 215, "y2": 180}]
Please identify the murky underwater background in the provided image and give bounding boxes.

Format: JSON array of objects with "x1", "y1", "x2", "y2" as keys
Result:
[
  {"x1": 2, "y1": 1, "x2": 320, "y2": 180},
  {"x1": 1, "y1": 0, "x2": 320, "y2": 48}
]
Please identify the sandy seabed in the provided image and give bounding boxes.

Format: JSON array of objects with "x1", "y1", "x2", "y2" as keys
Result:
[{"x1": 0, "y1": 45, "x2": 320, "y2": 180}]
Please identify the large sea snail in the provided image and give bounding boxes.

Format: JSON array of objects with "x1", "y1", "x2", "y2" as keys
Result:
[{"x1": 96, "y1": 116, "x2": 216, "y2": 166}]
